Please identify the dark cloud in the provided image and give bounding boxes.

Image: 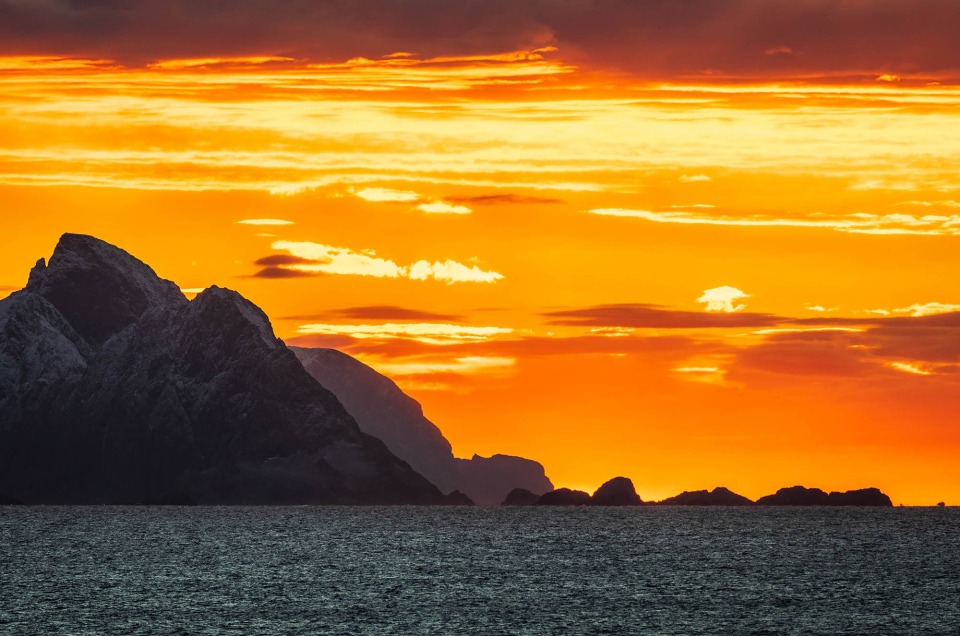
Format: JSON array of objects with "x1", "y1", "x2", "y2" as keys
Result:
[
  {"x1": 733, "y1": 338, "x2": 875, "y2": 376},
  {"x1": 3, "y1": 1, "x2": 960, "y2": 77},
  {"x1": 544, "y1": 304, "x2": 783, "y2": 329},
  {"x1": 444, "y1": 193, "x2": 564, "y2": 205},
  {"x1": 858, "y1": 326, "x2": 960, "y2": 364},
  {"x1": 729, "y1": 316, "x2": 960, "y2": 381},
  {"x1": 249, "y1": 266, "x2": 319, "y2": 279},
  {"x1": 254, "y1": 254, "x2": 323, "y2": 266},
  {"x1": 286, "y1": 305, "x2": 464, "y2": 322}
]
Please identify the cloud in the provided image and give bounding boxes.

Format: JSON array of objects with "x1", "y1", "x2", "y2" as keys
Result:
[
  {"x1": 897, "y1": 200, "x2": 960, "y2": 209},
  {"x1": 889, "y1": 362, "x2": 931, "y2": 376},
  {"x1": 353, "y1": 187, "x2": 421, "y2": 203},
  {"x1": 732, "y1": 333, "x2": 875, "y2": 378},
  {"x1": 352, "y1": 187, "x2": 479, "y2": 215},
  {"x1": 765, "y1": 46, "x2": 794, "y2": 57},
  {"x1": 587, "y1": 208, "x2": 960, "y2": 236},
  {"x1": 444, "y1": 193, "x2": 564, "y2": 205},
  {"x1": 727, "y1": 313, "x2": 960, "y2": 383},
  {"x1": 236, "y1": 219, "x2": 294, "y2": 225},
  {"x1": 888, "y1": 302, "x2": 960, "y2": 317},
  {"x1": 679, "y1": 174, "x2": 712, "y2": 183},
  {"x1": 407, "y1": 259, "x2": 501, "y2": 283},
  {"x1": 254, "y1": 254, "x2": 325, "y2": 267},
  {"x1": 288, "y1": 329, "x2": 710, "y2": 363},
  {"x1": 6, "y1": 0, "x2": 960, "y2": 79},
  {"x1": 250, "y1": 266, "x2": 319, "y2": 279},
  {"x1": 416, "y1": 201, "x2": 472, "y2": 214},
  {"x1": 295, "y1": 322, "x2": 513, "y2": 345},
  {"x1": 698, "y1": 286, "x2": 749, "y2": 313},
  {"x1": 292, "y1": 305, "x2": 464, "y2": 322},
  {"x1": 373, "y1": 356, "x2": 516, "y2": 376},
  {"x1": 270, "y1": 240, "x2": 503, "y2": 284},
  {"x1": 271, "y1": 240, "x2": 405, "y2": 278},
  {"x1": 544, "y1": 304, "x2": 781, "y2": 329}
]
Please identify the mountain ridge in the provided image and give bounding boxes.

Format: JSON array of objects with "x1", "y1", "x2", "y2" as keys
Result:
[{"x1": 0, "y1": 234, "x2": 443, "y2": 504}]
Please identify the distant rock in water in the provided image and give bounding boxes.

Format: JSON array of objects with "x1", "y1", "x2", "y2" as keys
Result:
[
  {"x1": 441, "y1": 490, "x2": 475, "y2": 506},
  {"x1": 293, "y1": 347, "x2": 553, "y2": 505},
  {"x1": 757, "y1": 486, "x2": 892, "y2": 506},
  {"x1": 757, "y1": 486, "x2": 831, "y2": 506},
  {"x1": 659, "y1": 487, "x2": 754, "y2": 506},
  {"x1": 589, "y1": 477, "x2": 643, "y2": 506},
  {"x1": 537, "y1": 488, "x2": 592, "y2": 506},
  {"x1": 0, "y1": 234, "x2": 444, "y2": 505},
  {"x1": 826, "y1": 488, "x2": 893, "y2": 507},
  {"x1": 502, "y1": 488, "x2": 541, "y2": 506}
]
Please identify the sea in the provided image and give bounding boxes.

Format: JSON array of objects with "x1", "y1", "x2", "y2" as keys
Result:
[{"x1": 1, "y1": 506, "x2": 958, "y2": 635}]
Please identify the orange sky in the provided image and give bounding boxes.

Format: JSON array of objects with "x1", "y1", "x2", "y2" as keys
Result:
[{"x1": 2, "y1": 1, "x2": 959, "y2": 505}]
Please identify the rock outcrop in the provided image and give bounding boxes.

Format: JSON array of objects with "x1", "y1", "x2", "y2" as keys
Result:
[
  {"x1": 441, "y1": 490, "x2": 475, "y2": 506},
  {"x1": 589, "y1": 477, "x2": 643, "y2": 506},
  {"x1": 536, "y1": 488, "x2": 592, "y2": 506},
  {"x1": 501, "y1": 488, "x2": 541, "y2": 506},
  {"x1": 658, "y1": 487, "x2": 754, "y2": 506},
  {"x1": 0, "y1": 234, "x2": 444, "y2": 505},
  {"x1": 293, "y1": 347, "x2": 553, "y2": 505},
  {"x1": 757, "y1": 486, "x2": 892, "y2": 506},
  {"x1": 453, "y1": 454, "x2": 552, "y2": 507}
]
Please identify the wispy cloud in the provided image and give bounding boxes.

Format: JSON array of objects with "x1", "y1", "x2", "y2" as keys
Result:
[
  {"x1": 544, "y1": 304, "x2": 781, "y2": 329},
  {"x1": 373, "y1": 356, "x2": 516, "y2": 376},
  {"x1": 444, "y1": 193, "x2": 564, "y2": 205},
  {"x1": 416, "y1": 201, "x2": 472, "y2": 214},
  {"x1": 295, "y1": 322, "x2": 513, "y2": 345},
  {"x1": 871, "y1": 302, "x2": 960, "y2": 317},
  {"x1": 291, "y1": 305, "x2": 464, "y2": 322},
  {"x1": 353, "y1": 187, "x2": 421, "y2": 203},
  {"x1": 587, "y1": 208, "x2": 960, "y2": 236},
  {"x1": 236, "y1": 219, "x2": 294, "y2": 226}
]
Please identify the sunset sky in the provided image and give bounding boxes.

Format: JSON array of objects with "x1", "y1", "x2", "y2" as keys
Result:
[{"x1": 2, "y1": 0, "x2": 959, "y2": 505}]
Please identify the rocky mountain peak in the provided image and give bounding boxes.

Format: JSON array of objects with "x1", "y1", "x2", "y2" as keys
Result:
[
  {"x1": 190, "y1": 286, "x2": 279, "y2": 347},
  {"x1": 25, "y1": 233, "x2": 186, "y2": 345}
]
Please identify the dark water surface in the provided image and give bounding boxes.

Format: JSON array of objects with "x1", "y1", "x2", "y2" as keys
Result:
[{"x1": 1, "y1": 506, "x2": 958, "y2": 635}]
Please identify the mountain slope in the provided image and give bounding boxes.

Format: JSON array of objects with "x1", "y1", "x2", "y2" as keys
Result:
[
  {"x1": 293, "y1": 347, "x2": 553, "y2": 505},
  {"x1": 0, "y1": 234, "x2": 443, "y2": 505}
]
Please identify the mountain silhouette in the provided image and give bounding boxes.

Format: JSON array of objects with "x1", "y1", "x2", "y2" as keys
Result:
[
  {"x1": 293, "y1": 347, "x2": 553, "y2": 505},
  {"x1": 0, "y1": 234, "x2": 443, "y2": 504}
]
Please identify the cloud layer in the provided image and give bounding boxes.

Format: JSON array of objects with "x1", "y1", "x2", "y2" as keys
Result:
[{"x1": 5, "y1": 1, "x2": 960, "y2": 78}]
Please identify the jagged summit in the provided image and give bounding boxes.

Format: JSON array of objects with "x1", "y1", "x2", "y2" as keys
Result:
[
  {"x1": 26, "y1": 233, "x2": 186, "y2": 346},
  {"x1": 190, "y1": 286, "x2": 280, "y2": 348},
  {"x1": 0, "y1": 234, "x2": 443, "y2": 504}
]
